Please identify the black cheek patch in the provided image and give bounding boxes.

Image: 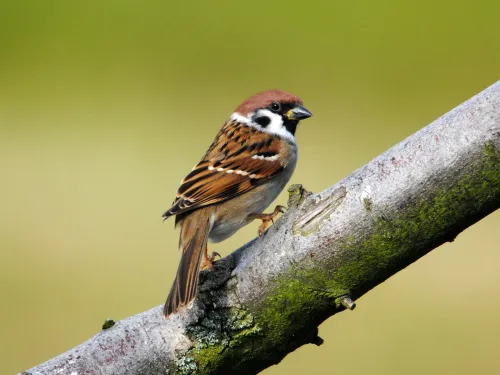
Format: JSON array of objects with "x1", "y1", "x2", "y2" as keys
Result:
[{"x1": 254, "y1": 116, "x2": 271, "y2": 127}]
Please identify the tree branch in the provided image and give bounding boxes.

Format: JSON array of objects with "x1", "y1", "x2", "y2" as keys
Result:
[{"x1": 21, "y1": 82, "x2": 500, "y2": 375}]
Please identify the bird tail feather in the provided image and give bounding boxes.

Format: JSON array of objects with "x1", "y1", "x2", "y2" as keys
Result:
[{"x1": 163, "y1": 210, "x2": 211, "y2": 317}]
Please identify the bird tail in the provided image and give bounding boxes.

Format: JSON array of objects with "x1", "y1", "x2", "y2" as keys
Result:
[{"x1": 163, "y1": 210, "x2": 211, "y2": 317}]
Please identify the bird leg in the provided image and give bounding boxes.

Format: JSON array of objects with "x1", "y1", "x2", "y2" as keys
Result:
[
  {"x1": 200, "y1": 244, "x2": 221, "y2": 270},
  {"x1": 247, "y1": 205, "x2": 286, "y2": 237}
]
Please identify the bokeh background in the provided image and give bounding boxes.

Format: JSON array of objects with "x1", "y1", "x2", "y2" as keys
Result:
[{"x1": 1, "y1": 1, "x2": 499, "y2": 374}]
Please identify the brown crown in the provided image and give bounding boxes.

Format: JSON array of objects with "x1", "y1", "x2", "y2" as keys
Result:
[{"x1": 234, "y1": 89, "x2": 303, "y2": 116}]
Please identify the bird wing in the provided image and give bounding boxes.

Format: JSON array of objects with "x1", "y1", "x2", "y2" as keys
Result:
[{"x1": 162, "y1": 120, "x2": 287, "y2": 219}]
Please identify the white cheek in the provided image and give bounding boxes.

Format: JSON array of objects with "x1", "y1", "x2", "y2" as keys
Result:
[
  {"x1": 259, "y1": 109, "x2": 283, "y2": 132},
  {"x1": 254, "y1": 109, "x2": 295, "y2": 142}
]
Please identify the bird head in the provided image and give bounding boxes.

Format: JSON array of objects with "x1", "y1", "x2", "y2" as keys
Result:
[{"x1": 231, "y1": 89, "x2": 312, "y2": 141}]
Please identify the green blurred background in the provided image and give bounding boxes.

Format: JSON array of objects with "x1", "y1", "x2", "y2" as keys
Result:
[{"x1": 1, "y1": 0, "x2": 499, "y2": 374}]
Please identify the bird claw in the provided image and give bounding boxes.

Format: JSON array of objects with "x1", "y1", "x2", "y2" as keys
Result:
[
  {"x1": 201, "y1": 251, "x2": 222, "y2": 270},
  {"x1": 276, "y1": 205, "x2": 286, "y2": 213},
  {"x1": 250, "y1": 205, "x2": 287, "y2": 237},
  {"x1": 200, "y1": 261, "x2": 212, "y2": 271},
  {"x1": 209, "y1": 251, "x2": 221, "y2": 262}
]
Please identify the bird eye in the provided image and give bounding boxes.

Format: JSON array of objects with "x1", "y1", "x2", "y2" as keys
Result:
[{"x1": 270, "y1": 102, "x2": 281, "y2": 112}]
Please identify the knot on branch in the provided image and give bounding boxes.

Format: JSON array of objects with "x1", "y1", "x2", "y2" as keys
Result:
[
  {"x1": 287, "y1": 184, "x2": 312, "y2": 207},
  {"x1": 338, "y1": 295, "x2": 356, "y2": 310}
]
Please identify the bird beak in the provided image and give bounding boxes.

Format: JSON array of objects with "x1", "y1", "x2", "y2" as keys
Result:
[{"x1": 286, "y1": 105, "x2": 313, "y2": 121}]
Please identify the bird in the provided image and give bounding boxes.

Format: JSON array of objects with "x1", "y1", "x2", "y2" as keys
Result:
[{"x1": 162, "y1": 89, "x2": 312, "y2": 317}]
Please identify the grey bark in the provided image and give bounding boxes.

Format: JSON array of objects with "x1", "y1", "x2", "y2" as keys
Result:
[{"x1": 21, "y1": 82, "x2": 500, "y2": 375}]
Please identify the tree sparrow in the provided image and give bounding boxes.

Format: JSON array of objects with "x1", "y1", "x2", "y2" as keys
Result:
[{"x1": 162, "y1": 90, "x2": 312, "y2": 317}]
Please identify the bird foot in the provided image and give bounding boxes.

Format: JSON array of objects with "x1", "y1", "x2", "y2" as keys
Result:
[
  {"x1": 200, "y1": 251, "x2": 221, "y2": 270},
  {"x1": 248, "y1": 205, "x2": 286, "y2": 237}
]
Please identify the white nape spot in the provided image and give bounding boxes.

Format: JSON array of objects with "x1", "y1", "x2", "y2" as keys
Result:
[
  {"x1": 217, "y1": 167, "x2": 225, "y2": 172},
  {"x1": 252, "y1": 154, "x2": 280, "y2": 161},
  {"x1": 249, "y1": 174, "x2": 258, "y2": 179},
  {"x1": 70, "y1": 372, "x2": 78, "y2": 375},
  {"x1": 208, "y1": 166, "x2": 215, "y2": 171},
  {"x1": 226, "y1": 169, "x2": 234, "y2": 174},
  {"x1": 230, "y1": 112, "x2": 251, "y2": 124},
  {"x1": 236, "y1": 170, "x2": 249, "y2": 176}
]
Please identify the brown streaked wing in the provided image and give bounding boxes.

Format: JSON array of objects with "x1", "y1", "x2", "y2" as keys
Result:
[{"x1": 162, "y1": 120, "x2": 285, "y2": 218}]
